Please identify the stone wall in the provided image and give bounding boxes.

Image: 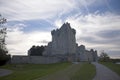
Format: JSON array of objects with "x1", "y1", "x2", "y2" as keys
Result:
[
  {"x1": 77, "y1": 45, "x2": 98, "y2": 62},
  {"x1": 11, "y1": 56, "x2": 61, "y2": 64}
]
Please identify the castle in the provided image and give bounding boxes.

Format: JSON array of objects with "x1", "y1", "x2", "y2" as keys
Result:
[
  {"x1": 11, "y1": 22, "x2": 98, "y2": 64},
  {"x1": 43, "y1": 22, "x2": 98, "y2": 62}
]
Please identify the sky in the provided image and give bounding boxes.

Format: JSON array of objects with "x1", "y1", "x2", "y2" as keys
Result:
[{"x1": 0, "y1": 0, "x2": 120, "y2": 58}]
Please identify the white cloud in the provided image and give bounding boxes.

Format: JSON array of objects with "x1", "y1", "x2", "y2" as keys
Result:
[
  {"x1": 64, "y1": 12, "x2": 120, "y2": 39},
  {"x1": 54, "y1": 19, "x2": 63, "y2": 28},
  {"x1": 66, "y1": 12, "x2": 120, "y2": 32},
  {"x1": 0, "y1": 0, "x2": 101, "y2": 21},
  {"x1": 0, "y1": 0, "x2": 76, "y2": 21},
  {"x1": 54, "y1": 12, "x2": 120, "y2": 57},
  {"x1": 6, "y1": 24, "x2": 51, "y2": 55}
]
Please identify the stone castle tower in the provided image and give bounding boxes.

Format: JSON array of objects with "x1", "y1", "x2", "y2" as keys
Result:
[{"x1": 43, "y1": 22, "x2": 77, "y2": 56}]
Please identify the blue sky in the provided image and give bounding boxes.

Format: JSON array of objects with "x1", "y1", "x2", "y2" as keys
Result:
[{"x1": 0, "y1": 0, "x2": 120, "y2": 58}]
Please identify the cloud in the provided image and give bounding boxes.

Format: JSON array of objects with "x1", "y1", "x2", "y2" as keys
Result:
[
  {"x1": 0, "y1": 0, "x2": 106, "y2": 21},
  {"x1": 63, "y1": 12, "x2": 120, "y2": 40},
  {"x1": 39, "y1": 40, "x2": 49, "y2": 44},
  {"x1": 96, "y1": 30, "x2": 120, "y2": 39},
  {"x1": 0, "y1": 0, "x2": 77, "y2": 21},
  {"x1": 108, "y1": 51, "x2": 120, "y2": 59},
  {"x1": 57, "y1": 12, "x2": 120, "y2": 57},
  {"x1": 6, "y1": 23, "x2": 51, "y2": 55},
  {"x1": 54, "y1": 19, "x2": 63, "y2": 28}
]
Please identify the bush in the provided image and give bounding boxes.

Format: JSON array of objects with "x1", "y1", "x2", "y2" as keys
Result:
[
  {"x1": 28, "y1": 45, "x2": 46, "y2": 56},
  {"x1": 0, "y1": 48, "x2": 11, "y2": 66},
  {"x1": 99, "y1": 51, "x2": 110, "y2": 62}
]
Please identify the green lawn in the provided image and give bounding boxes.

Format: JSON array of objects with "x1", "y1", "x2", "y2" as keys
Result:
[
  {"x1": 71, "y1": 62, "x2": 96, "y2": 80},
  {"x1": 100, "y1": 62, "x2": 120, "y2": 76},
  {"x1": 0, "y1": 62, "x2": 71, "y2": 80}
]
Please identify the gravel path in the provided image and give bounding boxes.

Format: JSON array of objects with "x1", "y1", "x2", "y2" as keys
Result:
[
  {"x1": 92, "y1": 62, "x2": 120, "y2": 80},
  {"x1": 0, "y1": 69, "x2": 12, "y2": 77},
  {"x1": 35, "y1": 63, "x2": 81, "y2": 80}
]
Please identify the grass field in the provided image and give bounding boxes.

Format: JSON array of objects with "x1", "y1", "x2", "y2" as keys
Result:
[
  {"x1": 0, "y1": 62, "x2": 71, "y2": 80},
  {"x1": 71, "y1": 62, "x2": 96, "y2": 80},
  {"x1": 100, "y1": 62, "x2": 120, "y2": 76}
]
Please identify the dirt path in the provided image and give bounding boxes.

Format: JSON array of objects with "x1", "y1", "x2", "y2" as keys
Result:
[
  {"x1": 0, "y1": 69, "x2": 12, "y2": 77},
  {"x1": 35, "y1": 63, "x2": 81, "y2": 80},
  {"x1": 92, "y1": 62, "x2": 120, "y2": 80}
]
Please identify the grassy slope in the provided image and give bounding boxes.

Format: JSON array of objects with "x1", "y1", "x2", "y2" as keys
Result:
[
  {"x1": 71, "y1": 62, "x2": 96, "y2": 80},
  {"x1": 100, "y1": 62, "x2": 120, "y2": 76},
  {"x1": 0, "y1": 63, "x2": 71, "y2": 80}
]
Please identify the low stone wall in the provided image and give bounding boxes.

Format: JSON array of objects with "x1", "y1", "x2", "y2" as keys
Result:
[{"x1": 11, "y1": 56, "x2": 61, "y2": 64}]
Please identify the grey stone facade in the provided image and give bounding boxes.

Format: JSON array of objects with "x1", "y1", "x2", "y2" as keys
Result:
[
  {"x1": 11, "y1": 56, "x2": 61, "y2": 64},
  {"x1": 76, "y1": 45, "x2": 98, "y2": 62}
]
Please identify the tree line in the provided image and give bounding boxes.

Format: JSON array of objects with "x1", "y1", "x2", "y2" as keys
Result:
[
  {"x1": 28, "y1": 45, "x2": 46, "y2": 56},
  {"x1": 0, "y1": 14, "x2": 11, "y2": 66}
]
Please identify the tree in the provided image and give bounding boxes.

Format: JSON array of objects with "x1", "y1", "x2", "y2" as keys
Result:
[
  {"x1": 99, "y1": 50, "x2": 110, "y2": 62},
  {"x1": 0, "y1": 14, "x2": 10, "y2": 66}
]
